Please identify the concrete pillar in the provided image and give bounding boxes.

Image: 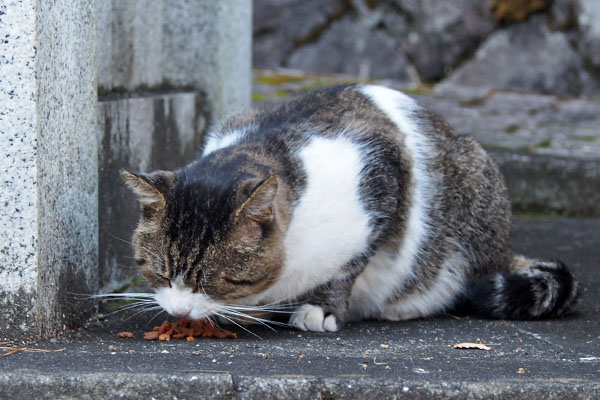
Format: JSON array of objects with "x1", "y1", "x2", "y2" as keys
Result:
[
  {"x1": 0, "y1": 0, "x2": 98, "y2": 339},
  {"x1": 0, "y1": 0, "x2": 251, "y2": 339}
]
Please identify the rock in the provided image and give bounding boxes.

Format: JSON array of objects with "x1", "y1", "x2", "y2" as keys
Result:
[
  {"x1": 547, "y1": 0, "x2": 578, "y2": 31},
  {"x1": 253, "y1": 0, "x2": 348, "y2": 69},
  {"x1": 418, "y1": 84, "x2": 600, "y2": 160},
  {"x1": 442, "y1": 15, "x2": 600, "y2": 98},
  {"x1": 382, "y1": 0, "x2": 497, "y2": 81},
  {"x1": 253, "y1": 0, "x2": 496, "y2": 83},
  {"x1": 286, "y1": 16, "x2": 413, "y2": 81},
  {"x1": 577, "y1": 0, "x2": 600, "y2": 69}
]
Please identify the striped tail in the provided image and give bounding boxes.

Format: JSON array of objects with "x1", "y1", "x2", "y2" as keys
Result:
[{"x1": 466, "y1": 255, "x2": 580, "y2": 319}]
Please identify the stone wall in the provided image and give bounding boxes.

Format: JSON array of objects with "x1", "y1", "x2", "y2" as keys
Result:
[
  {"x1": 0, "y1": 0, "x2": 251, "y2": 340},
  {"x1": 253, "y1": 0, "x2": 600, "y2": 98}
]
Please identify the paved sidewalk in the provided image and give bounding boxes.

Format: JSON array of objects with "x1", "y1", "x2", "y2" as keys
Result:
[{"x1": 1, "y1": 218, "x2": 598, "y2": 399}]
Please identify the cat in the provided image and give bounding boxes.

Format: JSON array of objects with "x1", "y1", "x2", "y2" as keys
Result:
[{"x1": 121, "y1": 84, "x2": 580, "y2": 332}]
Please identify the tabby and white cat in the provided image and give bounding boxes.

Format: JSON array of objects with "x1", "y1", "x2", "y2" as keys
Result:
[{"x1": 122, "y1": 85, "x2": 579, "y2": 332}]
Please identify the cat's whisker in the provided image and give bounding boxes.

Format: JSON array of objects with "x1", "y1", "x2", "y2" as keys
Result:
[
  {"x1": 146, "y1": 309, "x2": 168, "y2": 326},
  {"x1": 110, "y1": 234, "x2": 165, "y2": 267},
  {"x1": 87, "y1": 292, "x2": 156, "y2": 299},
  {"x1": 219, "y1": 308, "x2": 288, "y2": 330},
  {"x1": 101, "y1": 302, "x2": 158, "y2": 320},
  {"x1": 218, "y1": 308, "x2": 277, "y2": 330},
  {"x1": 213, "y1": 311, "x2": 263, "y2": 339},
  {"x1": 225, "y1": 304, "x2": 296, "y2": 314},
  {"x1": 125, "y1": 305, "x2": 164, "y2": 321},
  {"x1": 221, "y1": 305, "x2": 289, "y2": 331}
]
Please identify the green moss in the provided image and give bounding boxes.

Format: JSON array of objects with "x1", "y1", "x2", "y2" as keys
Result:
[
  {"x1": 504, "y1": 123, "x2": 520, "y2": 134},
  {"x1": 571, "y1": 135, "x2": 598, "y2": 142},
  {"x1": 401, "y1": 86, "x2": 433, "y2": 95},
  {"x1": 252, "y1": 90, "x2": 291, "y2": 103},
  {"x1": 535, "y1": 139, "x2": 552, "y2": 148},
  {"x1": 512, "y1": 210, "x2": 560, "y2": 219},
  {"x1": 299, "y1": 81, "x2": 331, "y2": 92},
  {"x1": 518, "y1": 139, "x2": 553, "y2": 153},
  {"x1": 252, "y1": 93, "x2": 270, "y2": 102},
  {"x1": 258, "y1": 74, "x2": 305, "y2": 85},
  {"x1": 483, "y1": 143, "x2": 518, "y2": 152},
  {"x1": 459, "y1": 97, "x2": 487, "y2": 107},
  {"x1": 102, "y1": 299, "x2": 136, "y2": 313}
]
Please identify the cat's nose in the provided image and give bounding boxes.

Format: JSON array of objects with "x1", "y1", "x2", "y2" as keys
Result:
[{"x1": 172, "y1": 308, "x2": 191, "y2": 318}]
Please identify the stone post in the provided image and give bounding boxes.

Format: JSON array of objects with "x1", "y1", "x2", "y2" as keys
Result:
[
  {"x1": 0, "y1": 0, "x2": 99, "y2": 339},
  {"x1": 1, "y1": 0, "x2": 251, "y2": 339}
]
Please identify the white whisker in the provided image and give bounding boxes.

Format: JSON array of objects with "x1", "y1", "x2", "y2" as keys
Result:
[
  {"x1": 110, "y1": 234, "x2": 165, "y2": 267},
  {"x1": 218, "y1": 307, "x2": 287, "y2": 331},
  {"x1": 147, "y1": 309, "x2": 168, "y2": 326},
  {"x1": 213, "y1": 311, "x2": 262, "y2": 339},
  {"x1": 126, "y1": 306, "x2": 164, "y2": 321}
]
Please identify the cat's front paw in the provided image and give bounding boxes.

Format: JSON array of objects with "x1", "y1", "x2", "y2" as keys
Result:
[{"x1": 290, "y1": 304, "x2": 340, "y2": 332}]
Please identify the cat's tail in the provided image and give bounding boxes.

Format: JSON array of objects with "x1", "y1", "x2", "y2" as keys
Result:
[{"x1": 465, "y1": 255, "x2": 580, "y2": 319}]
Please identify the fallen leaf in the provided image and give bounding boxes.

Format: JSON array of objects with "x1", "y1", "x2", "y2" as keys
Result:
[{"x1": 452, "y1": 342, "x2": 492, "y2": 351}]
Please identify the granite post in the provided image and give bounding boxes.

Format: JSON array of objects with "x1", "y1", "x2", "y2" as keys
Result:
[
  {"x1": 1, "y1": 0, "x2": 251, "y2": 339},
  {"x1": 0, "y1": 0, "x2": 99, "y2": 339}
]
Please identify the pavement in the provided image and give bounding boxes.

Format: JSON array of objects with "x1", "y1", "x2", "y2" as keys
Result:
[{"x1": 0, "y1": 218, "x2": 598, "y2": 399}]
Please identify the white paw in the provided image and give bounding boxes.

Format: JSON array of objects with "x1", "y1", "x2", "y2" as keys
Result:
[{"x1": 289, "y1": 304, "x2": 340, "y2": 332}]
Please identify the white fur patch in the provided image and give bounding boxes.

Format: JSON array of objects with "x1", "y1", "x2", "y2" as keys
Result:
[
  {"x1": 349, "y1": 85, "x2": 435, "y2": 320},
  {"x1": 383, "y1": 251, "x2": 467, "y2": 320},
  {"x1": 202, "y1": 129, "x2": 245, "y2": 155},
  {"x1": 248, "y1": 136, "x2": 372, "y2": 305},
  {"x1": 154, "y1": 276, "x2": 219, "y2": 320}
]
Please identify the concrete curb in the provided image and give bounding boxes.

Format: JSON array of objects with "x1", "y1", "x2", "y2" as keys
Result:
[
  {"x1": 490, "y1": 149, "x2": 600, "y2": 216},
  {"x1": 1, "y1": 372, "x2": 598, "y2": 399}
]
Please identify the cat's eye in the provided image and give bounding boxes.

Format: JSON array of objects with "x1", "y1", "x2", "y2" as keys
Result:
[
  {"x1": 135, "y1": 258, "x2": 146, "y2": 266},
  {"x1": 156, "y1": 275, "x2": 171, "y2": 288},
  {"x1": 224, "y1": 276, "x2": 265, "y2": 286}
]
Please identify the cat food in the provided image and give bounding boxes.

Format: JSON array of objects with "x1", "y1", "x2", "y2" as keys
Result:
[
  {"x1": 143, "y1": 319, "x2": 237, "y2": 341},
  {"x1": 116, "y1": 331, "x2": 134, "y2": 338}
]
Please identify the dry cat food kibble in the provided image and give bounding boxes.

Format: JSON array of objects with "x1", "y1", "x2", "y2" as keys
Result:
[
  {"x1": 116, "y1": 331, "x2": 134, "y2": 338},
  {"x1": 143, "y1": 319, "x2": 237, "y2": 341}
]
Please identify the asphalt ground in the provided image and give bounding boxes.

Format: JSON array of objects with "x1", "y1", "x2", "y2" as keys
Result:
[{"x1": 1, "y1": 218, "x2": 598, "y2": 399}]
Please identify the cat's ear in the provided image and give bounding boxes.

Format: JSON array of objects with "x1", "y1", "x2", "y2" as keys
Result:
[
  {"x1": 120, "y1": 170, "x2": 175, "y2": 206},
  {"x1": 235, "y1": 176, "x2": 278, "y2": 224}
]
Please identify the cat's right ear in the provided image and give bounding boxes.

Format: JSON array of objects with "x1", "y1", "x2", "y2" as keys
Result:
[{"x1": 120, "y1": 170, "x2": 175, "y2": 206}]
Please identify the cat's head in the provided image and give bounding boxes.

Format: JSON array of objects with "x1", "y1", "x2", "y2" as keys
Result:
[{"x1": 121, "y1": 169, "x2": 286, "y2": 320}]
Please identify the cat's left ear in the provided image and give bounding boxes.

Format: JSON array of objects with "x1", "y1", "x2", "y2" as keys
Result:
[
  {"x1": 120, "y1": 170, "x2": 175, "y2": 206},
  {"x1": 235, "y1": 176, "x2": 278, "y2": 224}
]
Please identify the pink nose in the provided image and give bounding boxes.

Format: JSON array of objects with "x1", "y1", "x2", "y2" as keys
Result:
[{"x1": 172, "y1": 309, "x2": 191, "y2": 318}]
